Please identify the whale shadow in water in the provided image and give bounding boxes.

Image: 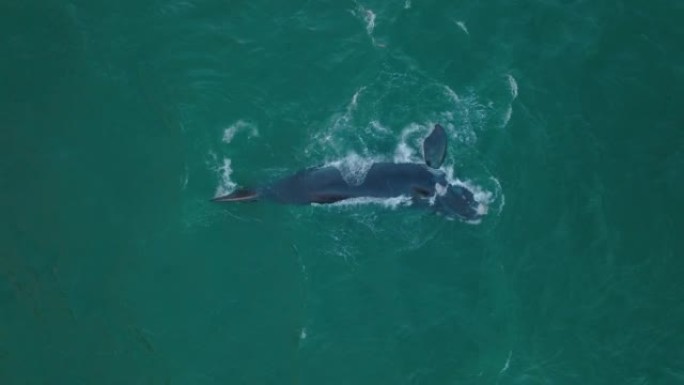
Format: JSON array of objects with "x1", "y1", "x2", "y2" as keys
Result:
[{"x1": 212, "y1": 124, "x2": 488, "y2": 221}]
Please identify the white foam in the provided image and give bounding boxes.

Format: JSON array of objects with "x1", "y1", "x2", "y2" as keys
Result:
[
  {"x1": 490, "y1": 176, "x2": 506, "y2": 213},
  {"x1": 352, "y1": 5, "x2": 377, "y2": 38},
  {"x1": 327, "y1": 89, "x2": 363, "y2": 135},
  {"x1": 455, "y1": 20, "x2": 469, "y2": 36},
  {"x1": 442, "y1": 165, "x2": 496, "y2": 213},
  {"x1": 323, "y1": 195, "x2": 413, "y2": 209},
  {"x1": 404, "y1": 0, "x2": 411, "y2": 9},
  {"x1": 459, "y1": 179, "x2": 493, "y2": 205},
  {"x1": 435, "y1": 183, "x2": 447, "y2": 196},
  {"x1": 350, "y1": 86, "x2": 366, "y2": 109},
  {"x1": 506, "y1": 74, "x2": 518, "y2": 100},
  {"x1": 394, "y1": 142, "x2": 416, "y2": 163},
  {"x1": 214, "y1": 158, "x2": 236, "y2": 197},
  {"x1": 363, "y1": 8, "x2": 376, "y2": 36},
  {"x1": 326, "y1": 153, "x2": 377, "y2": 186},
  {"x1": 370, "y1": 120, "x2": 391, "y2": 134},
  {"x1": 400, "y1": 122, "x2": 425, "y2": 141},
  {"x1": 394, "y1": 123, "x2": 426, "y2": 163},
  {"x1": 499, "y1": 350, "x2": 512, "y2": 375},
  {"x1": 222, "y1": 120, "x2": 258, "y2": 144}
]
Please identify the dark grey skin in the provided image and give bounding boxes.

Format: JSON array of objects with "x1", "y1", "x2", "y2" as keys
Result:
[{"x1": 212, "y1": 124, "x2": 487, "y2": 221}]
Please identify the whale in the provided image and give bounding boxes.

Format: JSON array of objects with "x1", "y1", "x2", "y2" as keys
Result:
[{"x1": 212, "y1": 124, "x2": 487, "y2": 221}]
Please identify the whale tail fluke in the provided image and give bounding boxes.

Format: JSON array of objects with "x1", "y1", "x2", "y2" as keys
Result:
[{"x1": 211, "y1": 188, "x2": 259, "y2": 203}]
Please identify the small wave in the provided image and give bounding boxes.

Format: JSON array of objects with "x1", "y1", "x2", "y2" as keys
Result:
[
  {"x1": 222, "y1": 120, "x2": 258, "y2": 144},
  {"x1": 506, "y1": 74, "x2": 518, "y2": 100}
]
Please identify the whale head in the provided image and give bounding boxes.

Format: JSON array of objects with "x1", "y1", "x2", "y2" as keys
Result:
[{"x1": 434, "y1": 184, "x2": 487, "y2": 221}]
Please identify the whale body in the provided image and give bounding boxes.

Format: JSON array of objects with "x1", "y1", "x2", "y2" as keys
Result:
[{"x1": 212, "y1": 124, "x2": 487, "y2": 221}]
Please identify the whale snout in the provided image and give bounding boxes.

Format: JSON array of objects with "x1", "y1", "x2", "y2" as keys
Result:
[{"x1": 436, "y1": 184, "x2": 486, "y2": 221}]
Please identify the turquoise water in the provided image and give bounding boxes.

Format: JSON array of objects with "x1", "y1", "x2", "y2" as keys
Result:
[{"x1": 2, "y1": 0, "x2": 684, "y2": 384}]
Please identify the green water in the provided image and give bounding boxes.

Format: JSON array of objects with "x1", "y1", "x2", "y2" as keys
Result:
[{"x1": 2, "y1": 0, "x2": 684, "y2": 384}]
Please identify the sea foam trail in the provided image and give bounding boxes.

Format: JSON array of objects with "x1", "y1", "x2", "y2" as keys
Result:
[
  {"x1": 212, "y1": 156, "x2": 236, "y2": 197},
  {"x1": 222, "y1": 120, "x2": 258, "y2": 144}
]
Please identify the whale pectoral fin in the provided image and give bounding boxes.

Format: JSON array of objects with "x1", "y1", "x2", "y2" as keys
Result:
[
  {"x1": 310, "y1": 193, "x2": 349, "y2": 204},
  {"x1": 211, "y1": 188, "x2": 259, "y2": 202},
  {"x1": 422, "y1": 124, "x2": 448, "y2": 169}
]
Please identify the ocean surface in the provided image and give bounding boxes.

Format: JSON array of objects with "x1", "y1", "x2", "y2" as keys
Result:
[{"x1": 2, "y1": 0, "x2": 684, "y2": 384}]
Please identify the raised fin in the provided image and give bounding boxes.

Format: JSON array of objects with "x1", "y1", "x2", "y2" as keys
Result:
[
  {"x1": 211, "y1": 188, "x2": 258, "y2": 202},
  {"x1": 422, "y1": 124, "x2": 448, "y2": 169}
]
